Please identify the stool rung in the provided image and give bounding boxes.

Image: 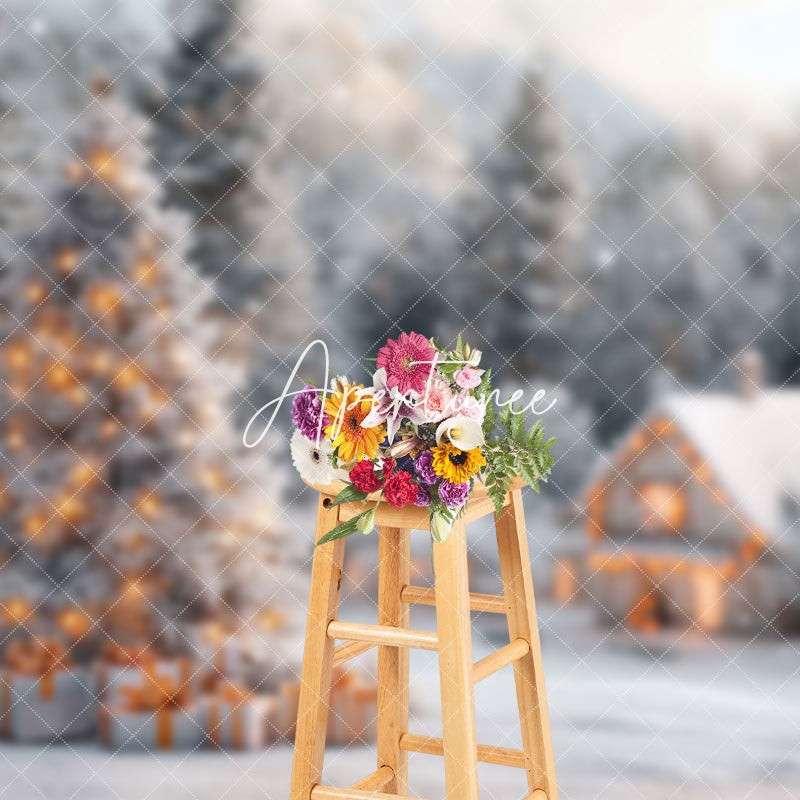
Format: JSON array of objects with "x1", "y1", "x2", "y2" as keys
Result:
[
  {"x1": 400, "y1": 585, "x2": 507, "y2": 614},
  {"x1": 350, "y1": 765, "x2": 394, "y2": 791},
  {"x1": 327, "y1": 620, "x2": 438, "y2": 651},
  {"x1": 311, "y1": 787, "x2": 430, "y2": 800},
  {"x1": 332, "y1": 639, "x2": 375, "y2": 667},
  {"x1": 399, "y1": 733, "x2": 527, "y2": 769},
  {"x1": 472, "y1": 638, "x2": 530, "y2": 683}
]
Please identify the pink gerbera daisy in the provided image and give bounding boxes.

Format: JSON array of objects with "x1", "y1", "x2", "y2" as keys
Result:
[{"x1": 376, "y1": 332, "x2": 436, "y2": 395}]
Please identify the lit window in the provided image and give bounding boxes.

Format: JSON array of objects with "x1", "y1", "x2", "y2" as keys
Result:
[{"x1": 639, "y1": 483, "x2": 686, "y2": 532}]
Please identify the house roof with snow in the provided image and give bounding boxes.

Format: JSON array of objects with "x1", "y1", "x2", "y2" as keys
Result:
[{"x1": 601, "y1": 390, "x2": 800, "y2": 538}]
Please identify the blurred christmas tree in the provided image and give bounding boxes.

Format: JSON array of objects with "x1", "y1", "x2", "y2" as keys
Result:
[{"x1": 0, "y1": 90, "x2": 300, "y2": 683}]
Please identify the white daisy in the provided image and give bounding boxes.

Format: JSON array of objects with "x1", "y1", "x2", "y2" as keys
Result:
[{"x1": 290, "y1": 428, "x2": 336, "y2": 485}]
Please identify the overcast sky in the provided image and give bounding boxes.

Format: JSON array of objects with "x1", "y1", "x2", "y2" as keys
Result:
[{"x1": 411, "y1": 0, "x2": 800, "y2": 133}]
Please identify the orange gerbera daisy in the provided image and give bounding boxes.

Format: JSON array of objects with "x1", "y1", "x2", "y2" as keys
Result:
[{"x1": 324, "y1": 384, "x2": 385, "y2": 463}]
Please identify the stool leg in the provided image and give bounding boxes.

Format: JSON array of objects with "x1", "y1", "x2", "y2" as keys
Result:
[
  {"x1": 495, "y1": 489, "x2": 558, "y2": 800},
  {"x1": 290, "y1": 496, "x2": 345, "y2": 800},
  {"x1": 433, "y1": 518, "x2": 480, "y2": 800},
  {"x1": 377, "y1": 526, "x2": 411, "y2": 794}
]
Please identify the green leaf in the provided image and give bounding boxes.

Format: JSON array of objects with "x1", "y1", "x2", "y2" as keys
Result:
[
  {"x1": 316, "y1": 517, "x2": 359, "y2": 545},
  {"x1": 316, "y1": 508, "x2": 373, "y2": 545},
  {"x1": 330, "y1": 484, "x2": 369, "y2": 507}
]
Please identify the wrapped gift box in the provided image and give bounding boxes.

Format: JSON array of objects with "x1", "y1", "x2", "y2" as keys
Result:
[
  {"x1": 327, "y1": 670, "x2": 378, "y2": 745},
  {"x1": 100, "y1": 674, "x2": 203, "y2": 751},
  {"x1": 96, "y1": 643, "x2": 193, "y2": 702},
  {"x1": 1, "y1": 638, "x2": 96, "y2": 741},
  {"x1": 327, "y1": 668, "x2": 359, "y2": 745},
  {"x1": 276, "y1": 678, "x2": 301, "y2": 740},
  {"x1": 188, "y1": 622, "x2": 249, "y2": 688},
  {"x1": 277, "y1": 667, "x2": 379, "y2": 745},
  {"x1": 352, "y1": 683, "x2": 378, "y2": 742},
  {"x1": 203, "y1": 682, "x2": 277, "y2": 750}
]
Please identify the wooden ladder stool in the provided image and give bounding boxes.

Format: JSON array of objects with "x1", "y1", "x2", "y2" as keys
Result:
[{"x1": 290, "y1": 477, "x2": 558, "y2": 800}]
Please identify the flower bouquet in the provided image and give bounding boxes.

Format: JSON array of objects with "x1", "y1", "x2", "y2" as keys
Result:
[{"x1": 289, "y1": 332, "x2": 555, "y2": 544}]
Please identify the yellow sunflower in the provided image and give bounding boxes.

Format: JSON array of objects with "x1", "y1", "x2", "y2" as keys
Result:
[
  {"x1": 324, "y1": 384, "x2": 384, "y2": 463},
  {"x1": 431, "y1": 443, "x2": 486, "y2": 484}
]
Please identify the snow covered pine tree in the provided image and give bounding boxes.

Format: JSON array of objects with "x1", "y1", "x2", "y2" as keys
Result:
[
  {"x1": 0, "y1": 94, "x2": 300, "y2": 700},
  {"x1": 460, "y1": 66, "x2": 582, "y2": 380},
  {"x1": 144, "y1": 0, "x2": 272, "y2": 309}
]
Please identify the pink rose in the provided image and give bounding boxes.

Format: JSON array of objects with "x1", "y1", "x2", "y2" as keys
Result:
[{"x1": 454, "y1": 368, "x2": 481, "y2": 389}]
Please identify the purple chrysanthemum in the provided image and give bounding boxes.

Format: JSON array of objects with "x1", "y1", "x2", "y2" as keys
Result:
[
  {"x1": 413, "y1": 484, "x2": 431, "y2": 507},
  {"x1": 291, "y1": 385, "x2": 329, "y2": 441},
  {"x1": 438, "y1": 479, "x2": 470, "y2": 509},
  {"x1": 414, "y1": 450, "x2": 437, "y2": 485}
]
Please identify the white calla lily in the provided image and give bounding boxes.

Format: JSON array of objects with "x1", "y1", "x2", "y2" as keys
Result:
[{"x1": 435, "y1": 415, "x2": 484, "y2": 450}]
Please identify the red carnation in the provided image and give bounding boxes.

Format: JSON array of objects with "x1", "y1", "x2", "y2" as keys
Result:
[
  {"x1": 383, "y1": 470, "x2": 417, "y2": 509},
  {"x1": 349, "y1": 459, "x2": 383, "y2": 493},
  {"x1": 381, "y1": 458, "x2": 396, "y2": 478}
]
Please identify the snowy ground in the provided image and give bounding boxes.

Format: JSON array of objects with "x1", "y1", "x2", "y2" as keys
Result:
[{"x1": 1, "y1": 607, "x2": 798, "y2": 800}]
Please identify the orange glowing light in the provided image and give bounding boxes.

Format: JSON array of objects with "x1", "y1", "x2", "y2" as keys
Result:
[
  {"x1": 68, "y1": 385, "x2": 88, "y2": 405},
  {"x1": 26, "y1": 283, "x2": 46, "y2": 304},
  {"x1": 652, "y1": 417, "x2": 675, "y2": 436},
  {"x1": 201, "y1": 620, "x2": 229, "y2": 645},
  {"x1": 89, "y1": 147, "x2": 117, "y2": 180},
  {"x1": 640, "y1": 482, "x2": 686, "y2": 532},
  {"x1": 88, "y1": 349, "x2": 113, "y2": 374},
  {"x1": 55, "y1": 249, "x2": 80, "y2": 274},
  {"x1": 7, "y1": 426, "x2": 24, "y2": 450},
  {"x1": 71, "y1": 462, "x2": 95, "y2": 485},
  {"x1": 693, "y1": 463, "x2": 711, "y2": 482},
  {"x1": 57, "y1": 493, "x2": 85, "y2": 522},
  {"x1": 199, "y1": 465, "x2": 227, "y2": 492},
  {"x1": 257, "y1": 609, "x2": 284, "y2": 631},
  {"x1": 88, "y1": 284, "x2": 121, "y2": 315},
  {"x1": 121, "y1": 581, "x2": 146, "y2": 604},
  {"x1": 47, "y1": 363, "x2": 73, "y2": 390},
  {"x1": 100, "y1": 418, "x2": 119, "y2": 439},
  {"x1": 23, "y1": 512, "x2": 47, "y2": 538},
  {"x1": 56, "y1": 607, "x2": 92, "y2": 639},
  {"x1": 133, "y1": 259, "x2": 157, "y2": 285},
  {"x1": 2, "y1": 597, "x2": 33, "y2": 625},
  {"x1": 694, "y1": 567, "x2": 723, "y2": 632},
  {"x1": 136, "y1": 492, "x2": 161, "y2": 519},
  {"x1": 6, "y1": 342, "x2": 30, "y2": 371},
  {"x1": 122, "y1": 531, "x2": 149, "y2": 552},
  {"x1": 114, "y1": 364, "x2": 140, "y2": 389}
]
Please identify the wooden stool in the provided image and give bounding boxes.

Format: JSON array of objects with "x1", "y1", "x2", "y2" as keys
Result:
[{"x1": 290, "y1": 477, "x2": 557, "y2": 800}]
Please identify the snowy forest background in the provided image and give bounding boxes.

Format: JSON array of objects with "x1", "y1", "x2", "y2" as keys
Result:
[{"x1": 1, "y1": 0, "x2": 799, "y2": 798}]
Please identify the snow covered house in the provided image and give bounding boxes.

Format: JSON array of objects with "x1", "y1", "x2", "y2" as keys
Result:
[{"x1": 583, "y1": 384, "x2": 800, "y2": 633}]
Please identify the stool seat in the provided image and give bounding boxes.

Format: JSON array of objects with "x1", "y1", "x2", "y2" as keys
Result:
[
  {"x1": 302, "y1": 476, "x2": 527, "y2": 530},
  {"x1": 289, "y1": 481, "x2": 558, "y2": 800}
]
